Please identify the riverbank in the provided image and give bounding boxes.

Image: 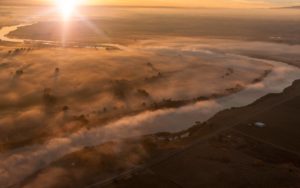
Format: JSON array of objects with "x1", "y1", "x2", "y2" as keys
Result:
[
  {"x1": 1, "y1": 21, "x2": 300, "y2": 188},
  {"x1": 1, "y1": 6, "x2": 300, "y2": 188},
  {"x1": 1, "y1": 37, "x2": 300, "y2": 187},
  {"x1": 21, "y1": 79, "x2": 300, "y2": 188}
]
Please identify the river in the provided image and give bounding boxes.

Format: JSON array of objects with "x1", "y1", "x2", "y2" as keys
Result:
[
  {"x1": 0, "y1": 23, "x2": 33, "y2": 43},
  {"x1": 0, "y1": 23, "x2": 300, "y2": 187}
]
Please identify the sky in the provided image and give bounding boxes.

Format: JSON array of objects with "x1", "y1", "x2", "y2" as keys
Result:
[{"x1": 1, "y1": 0, "x2": 300, "y2": 8}]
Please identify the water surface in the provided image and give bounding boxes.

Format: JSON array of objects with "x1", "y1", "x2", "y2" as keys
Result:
[{"x1": 0, "y1": 24, "x2": 32, "y2": 43}]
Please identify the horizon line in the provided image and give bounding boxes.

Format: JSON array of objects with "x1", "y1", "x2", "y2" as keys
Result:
[{"x1": 0, "y1": 3, "x2": 299, "y2": 9}]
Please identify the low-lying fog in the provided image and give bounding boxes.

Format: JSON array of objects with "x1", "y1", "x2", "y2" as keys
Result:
[
  {"x1": 0, "y1": 38, "x2": 273, "y2": 146},
  {"x1": 1, "y1": 5, "x2": 300, "y2": 188},
  {"x1": 1, "y1": 37, "x2": 300, "y2": 187}
]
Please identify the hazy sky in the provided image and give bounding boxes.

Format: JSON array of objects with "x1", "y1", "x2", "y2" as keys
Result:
[{"x1": 2, "y1": 0, "x2": 300, "y2": 8}]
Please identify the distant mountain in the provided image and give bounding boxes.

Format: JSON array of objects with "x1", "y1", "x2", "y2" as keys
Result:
[{"x1": 277, "y1": 6, "x2": 300, "y2": 9}]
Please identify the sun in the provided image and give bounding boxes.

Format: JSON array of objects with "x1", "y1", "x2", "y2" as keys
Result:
[{"x1": 55, "y1": 0, "x2": 81, "y2": 20}]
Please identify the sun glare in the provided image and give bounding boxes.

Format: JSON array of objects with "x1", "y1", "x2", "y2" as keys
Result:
[{"x1": 55, "y1": 0, "x2": 81, "y2": 20}]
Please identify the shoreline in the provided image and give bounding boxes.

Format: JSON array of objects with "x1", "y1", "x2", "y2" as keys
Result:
[
  {"x1": 19, "y1": 79, "x2": 300, "y2": 188},
  {"x1": 0, "y1": 67, "x2": 276, "y2": 152},
  {"x1": 1, "y1": 59, "x2": 299, "y2": 187},
  {"x1": 1, "y1": 23, "x2": 300, "y2": 188}
]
